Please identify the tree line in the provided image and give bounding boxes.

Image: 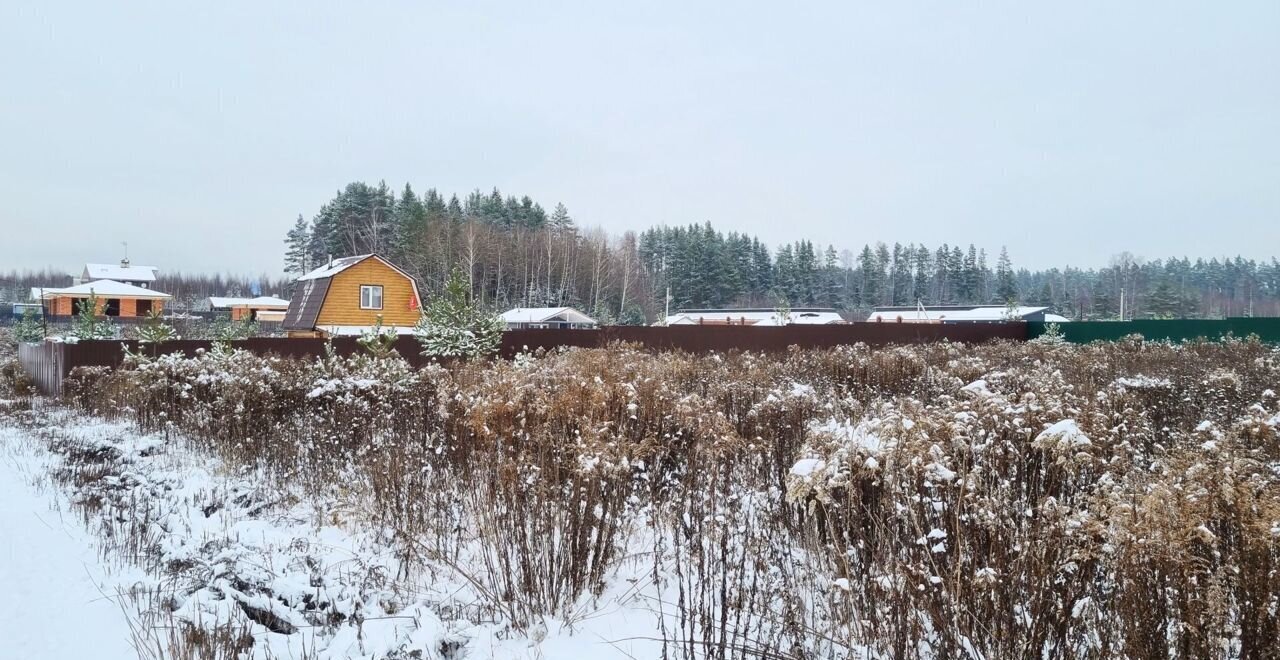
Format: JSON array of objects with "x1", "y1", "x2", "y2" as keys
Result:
[
  {"x1": 282, "y1": 181, "x2": 1280, "y2": 322},
  {"x1": 4, "y1": 180, "x2": 1276, "y2": 322}
]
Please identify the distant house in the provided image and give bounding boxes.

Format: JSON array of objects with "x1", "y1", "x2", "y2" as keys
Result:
[
  {"x1": 282, "y1": 254, "x2": 421, "y2": 337},
  {"x1": 867, "y1": 305, "x2": 1070, "y2": 323},
  {"x1": 81, "y1": 260, "x2": 158, "y2": 288},
  {"x1": 39, "y1": 280, "x2": 171, "y2": 318},
  {"x1": 209, "y1": 296, "x2": 291, "y2": 322},
  {"x1": 500, "y1": 307, "x2": 597, "y2": 330},
  {"x1": 11, "y1": 302, "x2": 42, "y2": 318},
  {"x1": 663, "y1": 308, "x2": 845, "y2": 327}
]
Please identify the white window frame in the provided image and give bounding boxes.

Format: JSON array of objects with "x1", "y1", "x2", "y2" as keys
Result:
[{"x1": 360, "y1": 285, "x2": 383, "y2": 310}]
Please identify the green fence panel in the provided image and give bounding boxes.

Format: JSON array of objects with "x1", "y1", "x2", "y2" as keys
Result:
[{"x1": 1027, "y1": 318, "x2": 1280, "y2": 344}]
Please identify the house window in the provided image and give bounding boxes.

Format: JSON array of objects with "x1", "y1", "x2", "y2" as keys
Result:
[{"x1": 360, "y1": 285, "x2": 383, "y2": 310}]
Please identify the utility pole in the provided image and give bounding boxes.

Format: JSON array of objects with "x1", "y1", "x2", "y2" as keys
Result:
[{"x1": 1119, "y1": 288, "x2": 1125, "y2": 321}]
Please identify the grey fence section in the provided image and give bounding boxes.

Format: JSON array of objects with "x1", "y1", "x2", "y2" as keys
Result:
[
  {"x1": 17, "y1": 341, "x2": 65, "y2": 395},
  {"x1": 16, "y1": 322, "x2": 1029, "y2": 396}
]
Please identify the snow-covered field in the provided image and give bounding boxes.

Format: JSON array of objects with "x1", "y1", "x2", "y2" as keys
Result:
[
  {"x1": 0, "y1": 406, "x2": 670, "y2": 659},
  {"x1": 0, "y1": 431, "x2": 136, "y2": 659}
]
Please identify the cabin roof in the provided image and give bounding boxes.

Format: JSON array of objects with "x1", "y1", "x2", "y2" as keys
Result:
[
  {"x1": 282, "y1": 278, "x2": 331, "y2": 330},
  {"x1": 297, "y1": 255, "x2": 372, "y2": 281}
]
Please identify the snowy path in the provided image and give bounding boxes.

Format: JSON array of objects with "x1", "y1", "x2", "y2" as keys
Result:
[{"x1": 0, "y1": 446, "x2": 137, "y2": 660}]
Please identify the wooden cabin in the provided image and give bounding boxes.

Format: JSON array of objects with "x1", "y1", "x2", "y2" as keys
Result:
[
  {"x1": 209, "y1": 296, "x2": 291, "y2": 322},
  {"x1": 39, "y1": 280, "x2": 171, "y2": 318},
  {"x1": 282, "y1": 254, "x2": 421, "y2": 337}
]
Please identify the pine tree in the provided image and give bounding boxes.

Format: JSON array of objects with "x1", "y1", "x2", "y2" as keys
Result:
[
  {"x1": 912, "y1": 246, "x2": 931, "y2": 304},
  {"x1": 284, "y1": 214, "x2": 311, "y2": 276},
  {"x1": 857, "y1": 245, "x2": 879, "y2": 307},
  {"x1": 1146, "y1": 280, "x2": 1181, "y2": 319},
  {"x1": 995, "y1": 247, "x2": 1018, "y2": 304}
]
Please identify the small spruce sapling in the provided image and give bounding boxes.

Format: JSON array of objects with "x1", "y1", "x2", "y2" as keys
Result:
[
  {"x1": 13, "y1": 308, "x2": 43, "y2": 343},
  {"x1": 774, "y1": 298, "x2": 792, "y2": 325},
  {"x1": 358, "y1": 314, "x2": 400, "y2": 359},
  {"x1": 136, "y1": 308, "x2": 178, "y2": 343},
  {"x1": 415, "y1": 269, "x2": 504, "y2": 359},
  {"x1": 72, "y1": 292, "x2": 113, "y2": 340},
  {"x1": 1032, "y1": 321, "x2": 1066, "y2": 345}
]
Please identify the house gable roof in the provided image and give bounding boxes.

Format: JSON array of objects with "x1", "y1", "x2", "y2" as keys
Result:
[
  {"x1": 499, "y1": 307, "x2": 597, "y2": 325},
  {"x1": 84, "y1": 263, "x2": 158, "y2": 282},
  {"x1": 282, "y1": 278, "x2": 332, "y2": 330}
]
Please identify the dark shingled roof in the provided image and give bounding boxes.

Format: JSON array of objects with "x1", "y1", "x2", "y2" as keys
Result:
[{"x1": 282, "y1": 277, "x2": 331, "y2": 330}]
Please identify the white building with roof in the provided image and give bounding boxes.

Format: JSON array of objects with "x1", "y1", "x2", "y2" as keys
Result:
[
  {"x1": 663, "y1": 308, "x2": 845, "y2": 327},
  {"x1": 39, "y1": 280, "x2": 172, "y2": 318},
  {"x1": 209, "y1": 296, "x2": 291, "y2": 322},
  {"x1": 499, "y1": 307, "x2": 597, "y2": 329},
  {"x1": 81, "y1": 260, "x2": 158, "y2": 288},
  {"x1": 867, "y1": 305, "x2": 1070, "y2": 324}
]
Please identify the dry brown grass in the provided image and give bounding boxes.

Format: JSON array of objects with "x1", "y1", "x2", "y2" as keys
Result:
[{"x1": 62, "y1": 338, "x2": 1280, "y2": 659}]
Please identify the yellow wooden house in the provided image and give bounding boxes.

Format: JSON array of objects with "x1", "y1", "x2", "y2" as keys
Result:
[{"x1": 282, "y1": 254, "x2": 421, "y2": 337}]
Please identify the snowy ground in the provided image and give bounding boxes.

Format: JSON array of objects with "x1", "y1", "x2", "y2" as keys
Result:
[
  {"x1": 0, "y1": 430, "x2": 136, "y2": 660},
  {"x1": 0, "y1": 407, "x2": 669, "y2": 660}
]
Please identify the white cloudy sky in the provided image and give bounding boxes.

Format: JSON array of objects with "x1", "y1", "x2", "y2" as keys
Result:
[{"x1": 2, "y1": 1, "x2": 1277, "y2": 276}]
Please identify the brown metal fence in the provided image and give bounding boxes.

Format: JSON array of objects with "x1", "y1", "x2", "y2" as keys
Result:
[{"x1": 17, "y1": 322, "x2": 1027, "y2": 396}]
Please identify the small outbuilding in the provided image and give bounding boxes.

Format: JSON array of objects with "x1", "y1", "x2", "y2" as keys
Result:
[
  {"x1": 39, "y1": 280, "x2": 171, "y2": 318},
  {"x1": 209, "y1": 296, "x2": 291, "y2": 322},
  {"x1": 499, "y1": 307, "x2": 597, "y2": 330},
  {"x1": 282, "y1": 254, "x2": 421, "y2": 337}
]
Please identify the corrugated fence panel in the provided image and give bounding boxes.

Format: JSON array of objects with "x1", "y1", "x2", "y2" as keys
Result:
[
  {"x1": 17, "y1": 323, "x2": 1029, "y2": 396},
  {"x1": 1027, "y1": 318, "x2": 1280, "y2": 344}
]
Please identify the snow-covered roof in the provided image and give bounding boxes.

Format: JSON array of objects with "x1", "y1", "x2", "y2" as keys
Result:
[
  {"x1": 499, "y1": 307, "x2": 597, "y2": 325},
  {"x1": 1043, "y1": 313, "x2": 1071, "y2": 323},
  {"x1": 867, "y1": 305, "x2": 1055, "y2": 322},
  {"x1": 40, "y1": 280, "x2": 171, "y2": 300},
  {"x1": 208, "y1": 296, "x2": 291, "y2": 309},
  {"x1": 83, "y1": 263, "x2": 158, "y2": 282},
  {"x1": 297, "y1": 255, "x2": 374, "y2": 281},
  {"x1": 665, "y1": 309, "x2": 844, "y2": 326}
]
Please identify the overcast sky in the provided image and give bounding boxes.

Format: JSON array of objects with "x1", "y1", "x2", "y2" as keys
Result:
[{"x1": 2, "y1": 1, "x2": 1277, "y2": 276}]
